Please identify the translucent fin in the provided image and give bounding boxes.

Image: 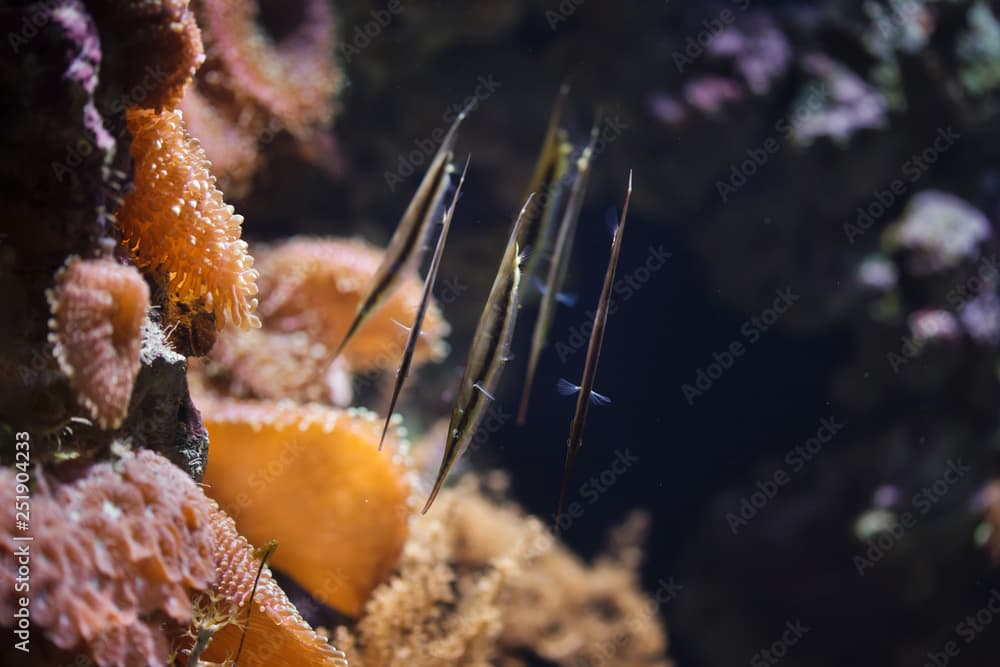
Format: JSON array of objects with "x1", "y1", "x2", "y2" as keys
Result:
[
  {"x1": 589, "y1": 390, "x2": 612, "y2": 406},
  {"x1": 605, "y1": 207, "x2": 619, "y2": 237},
  {"x1": 473, "y1": 382, "x2": 496, "y2": 401},
  {"x1": 557, "y1": 378, "x2": 580, "y2": 396},
  {"x1": 391, "y1": 318, "x2": 425, "y2": 337},
  {"x1": 535, "y1": 275, "x2": 577, "y2": 307},
  {"x1": 555, "y1": 291, "x2": 578, "y2": 307}
]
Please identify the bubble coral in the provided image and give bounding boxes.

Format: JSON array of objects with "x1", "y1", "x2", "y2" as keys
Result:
[
  {"x1": 335, "y1": 477, "x2": 670, "y2": 667},
  {"x1": 116, "y1": 108, "x2": 260, "y2": 330},
  {"x1": 198, "y1": 395, "x2": 413, "y2": 616},
  {"x1": 187, "y1": 501, "x2": 348, "y2": 667},
  {"x1": 0, "y1": 449, "x2": 215, "y2": 667},
  {"x1": 46, "y1": 257, "x2": 150, "y2": 429}
]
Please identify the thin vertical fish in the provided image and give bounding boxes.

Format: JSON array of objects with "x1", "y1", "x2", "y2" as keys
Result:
[
  {"x1": 516, "y1": 83, "x2": 574, "y2": 297},
  {"x1": 423, "y1": 195, "x2": 534, "y2": 513},
  {"x1": 333, "y1": 105, "x2": 471, "y2": 359},
  {"x1": 555, "y1": 172, "x2": 633, "y2": 529},
  {"x1": 517, "y1": 119, "x2": 600, "y2": 425},
  {"x1": 379, "y1": 157, "x2": 470, "y2": 450}
]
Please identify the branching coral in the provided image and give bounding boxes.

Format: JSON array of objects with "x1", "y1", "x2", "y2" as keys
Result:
[
  {"x1": 47, "y1": 257, "x2": 150, "y2": 429},
  {"x1": 183, "y1": 502, "x2": 348, "y2": 666},
  {"x1": 0, "y1": 449, "x2": 216, "y2": 667},
  {"x1": 198, "y1": 395, "x2": 413, "y2": 617},
  {"x1": 335, "y1": 477, "x2": 670, "y2": 667},
  {"x1": 116, "y1": 108, "x2": 260, "y2": 330},
  {"x1": 195, "y1": 237, "x2": 448, "y2": 403}
]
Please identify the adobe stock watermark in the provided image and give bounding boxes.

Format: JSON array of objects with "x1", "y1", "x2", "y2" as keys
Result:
[
  {"x1": 716, "y1": 79, "x2": 829, "y2": 202},
  {"x1": 555, "y1": 244, "x2": 671, "y2": 363},
  {"x1": 681, "y1": 287, "x2": 799, "y2": 405},
  {"x1": 842, "y1": 126, "x2": 960, "y2": 244},
  {"x1": 750, "y1": 620, "x2": 810, "y2": 667},
  {"x1": 7, "y1": 0, "x2": 60, "y2": 55},
  {"x1": 921, "y1": 588, "x2": 1000, "y2": 667},
  {"x1": 545, "y1": 0, "x2": 585, "y2": 30},
  {"x1": 726, "y1": 415, "x2": 845, "y2": 534},
  {"x1": 672, "y1": 0, "x2": 751, "y2": 73},
  {"x1": 887, "y1": 254, "x2": 998, "y2": 373},
  {"x1": 338, "y1": 0, "x2": 403, "y2": 63},
  {"x1": 853, "y1": 458, "x2": 970, "y2": 575},
  {"x1": 551, "y1": 448, "x2": 640, "y2": 535},
  {"x1": 383, "y1": 74, "x2": 502, "y2": 192},
  {"x1": 517, "y1": 114, "x2": 628, "y2": 225}
]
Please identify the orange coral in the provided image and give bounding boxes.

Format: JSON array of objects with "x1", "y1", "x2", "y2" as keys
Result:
[
  {"x1": 256, "y1": 237, "x2": 448, "y2": 370},
  {"x1": 46, "y1": 257, "x2": 150, "y2": 429},
  {"x1": 335, "y1": 477, "x2": 670, "y2": 667},
  {"x1": 187, "y1": 502, "x2": 348, "y2": 666},
  {"x1": 0, "y1": 449, "x2": 216, "y2": 667},
  {"x1": 117, "y1": 108, "x2": 260, "y2": 330},
  {"x1": 193, "y1": 237, "x2": 449, "y2": 403},
  {"x1": 194, "y1": 0, "x2": 340, "y2": 139},
  {"x1": 199, "y1": 395, "x2": 413, "y2": 616}
]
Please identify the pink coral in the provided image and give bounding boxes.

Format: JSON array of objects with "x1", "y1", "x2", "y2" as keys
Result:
[
  {"x1": 0, "y1": 449, "x2": 216, "y2": 667},
  {"x1": 47, "y1": 257, "x2": 150, "y2": 429}
]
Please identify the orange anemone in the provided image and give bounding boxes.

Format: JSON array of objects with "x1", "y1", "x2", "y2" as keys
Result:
[{"x1": 199, "y1": 396, "x2": 413, "y2": 616}]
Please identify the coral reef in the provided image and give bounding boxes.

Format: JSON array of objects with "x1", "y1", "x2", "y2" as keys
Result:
[
  {"x1": 335, "y1": 477, "x2": 669, "y2": 667},
  {"x1": 198, "y1": 395, "x2": 413, "y2": 617},
  {"x1": 180, "y1": 0, "x2": 342, "y2": 196},
  {"x1": 117, "y1": 107, "x2": 260, "y2": 333},
  {"x1": 0, "y1": 449, "x2": 215, "y2": 666},
  {"x1": 47, "y1": 257, "x2": 150, "y2": 429},
  {"x1": 183, "y1": 502, "x2": 349, "y2": 667},
  {"x1": 193, "y1": 237, "x2": 449, "y2": 404}
]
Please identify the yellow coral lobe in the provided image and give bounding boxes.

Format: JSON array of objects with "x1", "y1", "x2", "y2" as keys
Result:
[
  {"x1": 195, "y1": 503, "x2": 348, "y2": 667},
  {"x1": 47, "y1": 257, "x2": 150, "y2": 429},
  {"x1": 200, "y1": 397, "x2": 412, "y2": 616},
  {"x1": 117, "y1": 108, "x2": 260, "y2": 329},
  {"x1": 255, "y1": 237, "x2": 449, "y2": 372}
]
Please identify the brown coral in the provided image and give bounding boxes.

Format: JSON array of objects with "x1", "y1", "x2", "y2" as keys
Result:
[
  {"x1": 335, "y1": 477, "x2": 670, "y2": 667},
  {"x1": 116, "y1": 108, "x2": 260, "y2": 330},
  {"x1": 0, "y1": 449, "x2": 216, "y2": 667},
  {"x1": 186, "y1": 502, "x2": 348, "y2": 666},
  {"x1": 47, "y1": 257, "x2": 150, "y2": 429},
  {"x1": 198, "y1": 395, "x2": 413, "y2": 616},
  {"x1": 89, "y1": 0, "x2": 205, "y2": 111}
]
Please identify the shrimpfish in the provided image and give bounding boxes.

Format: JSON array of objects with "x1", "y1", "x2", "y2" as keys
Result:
[
  {"x1": 334, "y1": 105, "x2": 471, "y2": 359},
  {"x1": 379, "y1": 157, "x2": 470, "y2": 450},
  {"x1": 423, "y1": 194, "x2": 534, "y2": 513},
  {"x1": 555, "y1": 172, "x2": 633, "y2": 528}
]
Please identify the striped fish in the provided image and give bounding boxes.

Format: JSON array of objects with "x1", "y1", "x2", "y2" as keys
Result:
[
  {"x1": 423, "y1": 194, "x2": 535, "y2": 513},
  {"x1": 333, "y1": 106, "x2": 470, "y2": 359},
  {"x1": 555, "y1": 172, "x2": 633, "y2": 529},
  {"x1": 379, "y1": 157, "x2": 470, "y2": 450}
]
